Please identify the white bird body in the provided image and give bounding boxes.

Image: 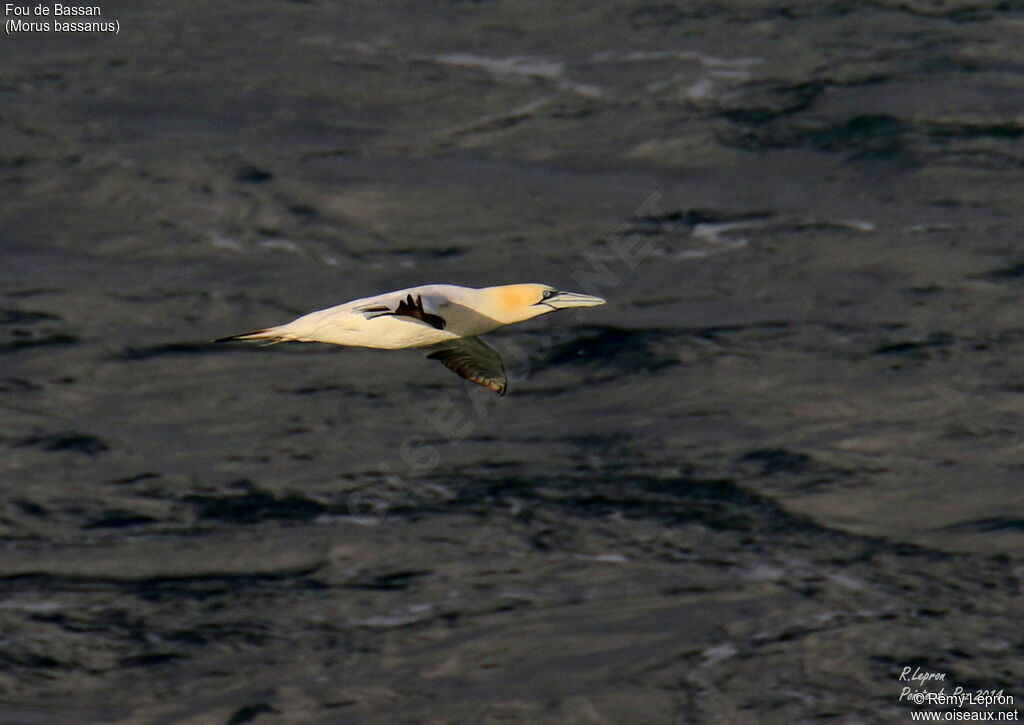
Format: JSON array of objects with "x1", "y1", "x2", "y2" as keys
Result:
[
  {"x1": 217, "y1": 283, "x2": 606, "y2": 394},
  {"x1": 269, "y1": 285, "x2": 499, "y2": 349}
]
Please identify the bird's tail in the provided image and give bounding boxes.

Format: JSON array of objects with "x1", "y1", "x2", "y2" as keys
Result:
[{"x1": 213, "y1": 327, "x2": 287, "y2": 346}]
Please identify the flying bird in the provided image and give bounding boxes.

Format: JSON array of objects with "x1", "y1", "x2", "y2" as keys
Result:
[{"x1": 215, "y1": 284, "x2": 606, "y2": 395}]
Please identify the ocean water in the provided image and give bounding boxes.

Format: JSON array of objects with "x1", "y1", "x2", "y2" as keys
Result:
[{"x1": 2, "y1": 2, "x2": 1023, "y2": 722}]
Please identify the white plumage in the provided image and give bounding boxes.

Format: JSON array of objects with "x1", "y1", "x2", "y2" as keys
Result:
[{"x1": 216, "y1": 283, "x2": 606, "y2": 395}]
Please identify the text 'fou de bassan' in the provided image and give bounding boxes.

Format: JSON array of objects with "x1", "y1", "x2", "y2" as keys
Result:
[{"x1": 5, "y1": 4, "x2": 118, "y2": 33}]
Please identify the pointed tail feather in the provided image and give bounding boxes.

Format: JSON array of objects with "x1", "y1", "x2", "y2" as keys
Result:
[{"x1": 213, "y1": 328, "x2": 283, "y2": 344}]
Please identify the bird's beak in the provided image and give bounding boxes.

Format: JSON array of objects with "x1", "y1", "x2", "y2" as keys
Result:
[{"x1": 540, "y1": 291, "x2": 607, "y2": 309}]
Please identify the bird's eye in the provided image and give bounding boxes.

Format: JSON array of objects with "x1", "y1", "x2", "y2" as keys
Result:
[{"x1": 542, "y1": 289, "x2": 557, "y2": 300}]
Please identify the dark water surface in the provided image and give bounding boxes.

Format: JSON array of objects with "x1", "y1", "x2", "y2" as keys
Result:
[{"x1": 2, "y1": 2, "x2": 1024, "y2": 723}]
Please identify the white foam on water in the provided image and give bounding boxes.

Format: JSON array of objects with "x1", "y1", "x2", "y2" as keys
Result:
[
  {"x1": 825, "y1": 572, "x2": 868, "y2": 591},
  {"x1": 691, "y1": 220, "x2": 757, "y2": 245},
  {"x1": 590, "y1": 50, "x2": 762, "y2": 102},
  {"x1": 211, "y1": 236, "x2": 246, "y2": 252},
  {"x1": 905, "y1": 222, "x2": 959, "y2": 233},
  {"x1": 788, "y1": 217, "x2": 878, "y2": 232},
  {"x1": 351, "y1": 612, "x2": 431, "y2": 628},
  {"x1": 443, "y1": 99, "x2": 550, "y2": 136},
  {"x1": 430, "y1": 53, "x2": 604, "y2": 98},
  {"x1": 837, "y1": 219, "x2": 877, "y2": 232},
  {"x1": 701, "y1": 643, "x2": 738, "y2": 665},
  {"x1": 435, "y1": 53, "x2": 566, "y2": 80},
  {"x1": 686, "y1": 77, "x2": 718, "y2": 100},
  {"x1": 496, "y1": 590, "x2": 542, "y2": 601},
  {"x1": 744, "y1": 563, "x2": 787, "y2": 582},
  {"x1": 257, "y1": 239, "x2": 303, "y2": 254},
  {"x1": 590, "y1": 50, "x2": 763, "y2": 69}
]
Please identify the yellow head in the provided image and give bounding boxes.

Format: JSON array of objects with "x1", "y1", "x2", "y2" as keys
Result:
[{"x1": 483, "y1": 284, "x2": 606, "y2": 324}]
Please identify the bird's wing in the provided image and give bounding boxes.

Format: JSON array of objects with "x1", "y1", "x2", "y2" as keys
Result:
[
  {"x1": 356, "y1": 293, "x2": 447, "y2": 330},
  {"x1": 425, "y1": 336, "x2": 507, "y2": 395}
]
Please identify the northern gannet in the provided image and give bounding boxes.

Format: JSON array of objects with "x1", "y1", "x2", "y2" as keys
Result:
[{"x1": 215, "y1": 284, "x2": 606, "y2": 395}]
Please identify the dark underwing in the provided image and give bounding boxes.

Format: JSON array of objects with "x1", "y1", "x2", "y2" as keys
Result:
[{"x1": 426, "y1": 336, "x2": 507, "y2": 395}]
